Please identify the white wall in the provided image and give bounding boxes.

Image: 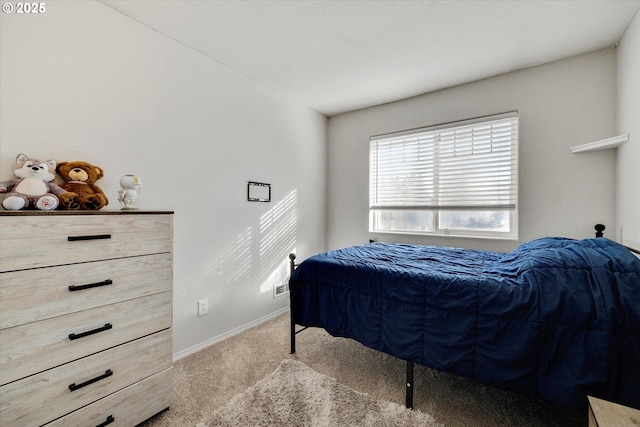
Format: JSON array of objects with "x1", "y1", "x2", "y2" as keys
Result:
[
  {"x1": 327, "y1": 50, "x2": 617, "y2": 252},
  {"x1": 0, "y1": 1, "x2": 327, "y2": 357},
  {"x1": 617, "y1": 11, "x2": 640, "y2": 250}
]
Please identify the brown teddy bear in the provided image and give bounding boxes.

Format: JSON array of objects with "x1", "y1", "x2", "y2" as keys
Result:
[{"x1": 56, "y1": 160, "x2": 109, "y2": 210}]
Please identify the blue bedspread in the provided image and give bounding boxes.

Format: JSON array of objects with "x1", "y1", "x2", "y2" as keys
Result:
[{"x1": 290, "y1": 237, "x2": 640, "y2": 409}]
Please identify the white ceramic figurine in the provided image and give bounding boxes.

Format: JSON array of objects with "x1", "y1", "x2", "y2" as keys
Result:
[{"x1": 118, "y1": 174, "x2": 142, "y2": 210}]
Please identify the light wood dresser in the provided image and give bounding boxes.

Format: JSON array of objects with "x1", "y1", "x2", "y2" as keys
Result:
[
  {"x1": 588, "y1": 396, "x2": 640, "y2": 427},
  {"x1": 0, "y1": 210, "x2": 174, "y2": 427}
]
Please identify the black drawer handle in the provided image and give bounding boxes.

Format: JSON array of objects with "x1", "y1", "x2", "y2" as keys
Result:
[
  {"x1": 69, "y1": 323, "x2": 112, "y2": 340},
  {"x1": 69, "y1": 369, "x2": 113, "y2": 392},
  {"x1": 67, "y1": 234, "x2": 112, "y2": 242},
  {"x1": 69, "y1": 279, "x2": 113, "y2": 292},
  {"x1": 96, "y1": 415, "x2": 115, "y2": 427}
]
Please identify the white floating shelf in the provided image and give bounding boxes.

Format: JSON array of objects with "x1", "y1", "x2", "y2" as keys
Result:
[{"x1": 570, "y1": 133, "x2": 629, "y2": 154}]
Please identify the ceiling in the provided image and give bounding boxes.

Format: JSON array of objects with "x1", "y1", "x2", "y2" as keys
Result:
[{"x1": 100, "y1": 0, "x2": 640, "y2": 117}]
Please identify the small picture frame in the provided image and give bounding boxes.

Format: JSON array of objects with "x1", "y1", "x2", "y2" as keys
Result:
[{"x1": 247, "y1": 181, "x2": 271, "y2": 202}]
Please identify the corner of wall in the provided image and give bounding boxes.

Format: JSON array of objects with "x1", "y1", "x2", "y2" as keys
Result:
[{"x1": 616, "y1": 10, "x2": 640, "y2": 249}]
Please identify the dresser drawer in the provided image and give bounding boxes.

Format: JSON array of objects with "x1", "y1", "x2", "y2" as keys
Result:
[
  {"x1": 0, "y1": 252, "x2": 172, "y2": 329},
  {"x1": 0, "y1": 214, "x2": 172, "y2": 272},
  {"x1": 1, "y1": 292, "x2": 171, "y2": 385},
  {"x1": 46, "y1": 368, "x2": 172, "y2": 427},
  {"x1": 0, "y1": 329, "x2": 172, "y2": 427}
]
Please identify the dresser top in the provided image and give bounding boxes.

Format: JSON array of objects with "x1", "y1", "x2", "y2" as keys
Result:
[{"x1": 0, "y1": 210, "x2": 174, "y2": 216}]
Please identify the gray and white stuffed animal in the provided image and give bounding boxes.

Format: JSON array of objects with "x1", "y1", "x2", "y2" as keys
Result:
[{"x1": 0, "y1": 153, "x2": 70, "y2": 210}]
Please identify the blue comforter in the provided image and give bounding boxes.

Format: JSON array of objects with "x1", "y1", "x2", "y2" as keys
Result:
[{"x1": 290, "y1": 237, "x2": 640, "y2": 409}]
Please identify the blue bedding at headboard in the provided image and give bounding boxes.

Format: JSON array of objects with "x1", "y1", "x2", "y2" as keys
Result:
[{"x1": 290, "y1": 237, "x2": 640, "y2": 409}]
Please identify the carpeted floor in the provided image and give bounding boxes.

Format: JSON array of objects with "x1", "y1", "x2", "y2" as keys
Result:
[
  {"x1": 140, "y1": 312, "x2": 587, "y2": 426},
  {"x1": 196, "y1": 359, "x2": 442, "y2": 427}
]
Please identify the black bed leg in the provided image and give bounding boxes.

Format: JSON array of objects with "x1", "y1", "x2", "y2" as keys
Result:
[
  {"x1": 290, "y1": 305, "x2": 296, "y2": 354},
  {"x1": 406, "y1": 360, "x2": 414, "y2": 409},
  {"x1": 289, "y1": 253, "x2": 297, "y2": 354}
]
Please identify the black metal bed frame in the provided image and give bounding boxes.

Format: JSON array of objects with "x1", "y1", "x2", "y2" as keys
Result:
[
  {"x1": 288, "y1": 224, "x2": 635, "y2": 410},
  {"x1": 289, "y1": 253, "x2": 420, "y2": 409}
]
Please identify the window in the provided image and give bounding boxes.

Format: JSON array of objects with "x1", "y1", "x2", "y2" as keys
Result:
[{"x1": 369, "y1": 112, "x2": 518, "y2": 239}]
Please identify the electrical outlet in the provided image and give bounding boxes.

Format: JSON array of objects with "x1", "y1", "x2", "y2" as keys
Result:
[{"x1": 197, "y1": 299, "x2": 208, "y2": 317}]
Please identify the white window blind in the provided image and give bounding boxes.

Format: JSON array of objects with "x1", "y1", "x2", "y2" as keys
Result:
[
  {"x1": 370, "y1": 112, "x2": 517, "y2": 209},
  {"x1": 369, "y1": 112, "x2": 518, "y2": 238}
]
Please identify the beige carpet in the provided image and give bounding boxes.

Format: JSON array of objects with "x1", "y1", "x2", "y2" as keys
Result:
[
  {"x1": 140, "y1": 312, "x2": 586, "y2": 427},
  {"x1": 196, "y1": 359, "x2": 442, "y2": 427}
]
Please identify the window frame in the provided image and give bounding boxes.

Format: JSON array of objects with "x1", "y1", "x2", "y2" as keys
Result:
[{"x1": 369, "y1": 112, "x2": 518, "y2": 240}]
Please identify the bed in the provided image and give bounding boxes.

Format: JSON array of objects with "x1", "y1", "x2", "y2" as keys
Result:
[{"x1": 288, "y1": 230, "x2": 640, "y2": 410}]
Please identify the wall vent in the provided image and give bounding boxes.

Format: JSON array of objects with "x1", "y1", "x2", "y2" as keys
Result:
[{"x1": 273, "y1": 282, "x2": 289, "y2": 298}]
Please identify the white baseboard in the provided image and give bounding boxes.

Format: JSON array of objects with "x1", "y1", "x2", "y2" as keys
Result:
[{"x1": 172, "y1": 307, "x2": 289, "y2": 361}]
